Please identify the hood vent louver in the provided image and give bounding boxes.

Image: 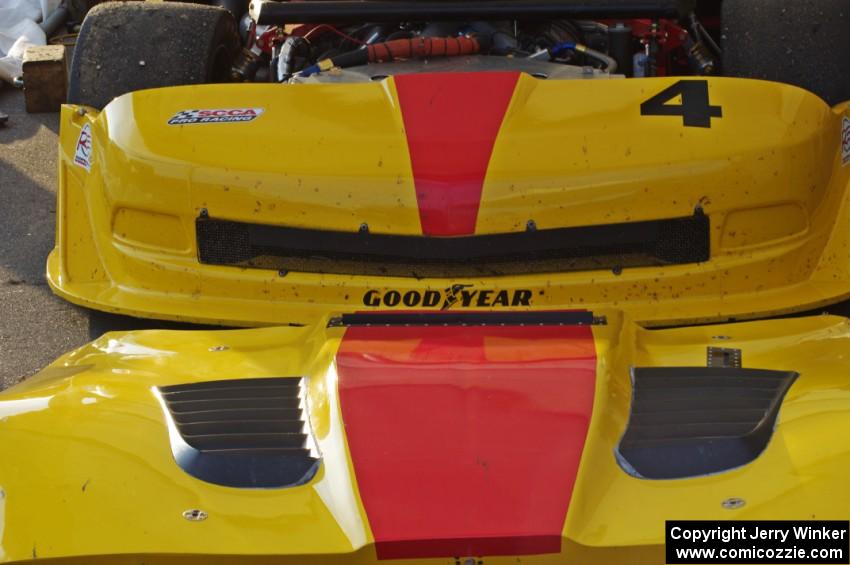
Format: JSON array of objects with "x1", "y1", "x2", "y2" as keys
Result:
[
  {"x1": 156, "y1": 377, "x2": 320, "y2": 488},
  {"x1": 616, "y1": 367, "x2": 797, "y2": 480}
]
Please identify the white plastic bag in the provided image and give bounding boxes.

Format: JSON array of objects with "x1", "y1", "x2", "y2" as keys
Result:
[{"x1": 0, "y1": 0, "x2": 60, "y2": 84}]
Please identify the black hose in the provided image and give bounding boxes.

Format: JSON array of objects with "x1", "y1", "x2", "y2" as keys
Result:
[
  {"x1": 690, "y1": 13, "x2": 721, "y2": 55},
  {"x1": 212, "y1": 0, "x2": 249, "y2": 19}
]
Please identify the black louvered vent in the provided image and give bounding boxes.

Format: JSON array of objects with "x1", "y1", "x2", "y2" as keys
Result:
[
  {"x1": 617, "y1": 367, "x2": 797, "y2": 480},
  {"x1": 157, "y1": 377, "x2": 320, "y2": 488}
]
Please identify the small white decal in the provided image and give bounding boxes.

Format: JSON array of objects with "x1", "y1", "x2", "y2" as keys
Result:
[
  {"x1": 167, "y1": 108, "x2": 264, "y2": 125},
  {"x1": 73, "y1": 123, "x2": 93, "y2": 171}
]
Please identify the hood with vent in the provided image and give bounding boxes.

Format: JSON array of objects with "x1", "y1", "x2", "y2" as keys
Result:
[{"x1": 1, "y1": 313, "x2": 849, "y2": 563}]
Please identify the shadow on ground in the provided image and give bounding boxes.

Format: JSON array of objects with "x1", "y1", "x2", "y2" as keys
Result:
[{"x1": 0, "y1": 87, "x2": 227, "y2": 390}]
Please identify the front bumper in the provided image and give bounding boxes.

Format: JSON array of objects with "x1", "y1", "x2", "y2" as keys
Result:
[{"x1": 48, "y1": 76, "x2": 850, "y2": 327}]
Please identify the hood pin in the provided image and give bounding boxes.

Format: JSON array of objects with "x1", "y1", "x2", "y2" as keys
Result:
[{"x1": 183, "y1": 509, "x2": 208, "y2": 521}]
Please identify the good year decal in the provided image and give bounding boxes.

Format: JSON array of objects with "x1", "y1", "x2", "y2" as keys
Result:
[{"x1": 363, "y1": 285, "x2": 533, "y2": 309}]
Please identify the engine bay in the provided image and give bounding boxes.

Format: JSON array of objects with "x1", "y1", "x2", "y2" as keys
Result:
[{"x1": 232, "y1": 0, "x2": 721, "y2": 83}]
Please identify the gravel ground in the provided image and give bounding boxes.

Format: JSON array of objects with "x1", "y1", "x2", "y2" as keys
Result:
[
  {"x1": 0, "y1": 86, "x2": 90, "y2": 390},
  {"x1": 0, "y1": 86, "x2": 215, "y2": 390}
]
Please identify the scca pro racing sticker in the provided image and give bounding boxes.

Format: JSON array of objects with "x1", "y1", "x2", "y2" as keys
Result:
[
  {"x1": 842, "y1": 116, "x2": 850, "y2": 166},
  {"x1": 363, "y1": 285, "x2": 533, "y2": 309},
  {"x1": 167, "y1": 108, "x2": 264, "y2": 125},
  {"x1": 73, "y1": 123, "x2": 93, "y2": 171}
]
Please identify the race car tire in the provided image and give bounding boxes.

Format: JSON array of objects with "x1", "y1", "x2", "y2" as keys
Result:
[
  {"x1": 68, "y1": 2, "x2": 241, "y2": 110},
  {"x1": 722, "y1": 0, "x2": 850, "y2": 106}
]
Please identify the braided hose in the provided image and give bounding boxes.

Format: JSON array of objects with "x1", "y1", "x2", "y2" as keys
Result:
[{"x1": 367, "y1": 36, "x2": 481, "y2": 62}]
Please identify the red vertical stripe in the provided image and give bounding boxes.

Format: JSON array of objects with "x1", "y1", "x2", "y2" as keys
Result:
[
  {"x1": 337, "y1": 323, "x2": 596, "y2": 559},
  {"x1": 395, "y1": 72, "x2": 519, "y2": 236}
]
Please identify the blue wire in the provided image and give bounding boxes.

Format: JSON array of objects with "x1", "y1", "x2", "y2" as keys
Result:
[
  {"x1": 550, "y1": 41, "x2": 577, "y2": 57},
  {"x1": 298, "y1": 64, "x2": 321, "y2": 78}
]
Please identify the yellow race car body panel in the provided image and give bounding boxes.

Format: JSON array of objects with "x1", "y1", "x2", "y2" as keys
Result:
[
  {"x1": 2, "y1": 314, "x2": 850, "y2": 563},
  {"x1": 24, "y1": 70, "x2": 850, "y2": 563},
  {"x1": 46, "y1": 75, "x2": 850, "y2": 327}
]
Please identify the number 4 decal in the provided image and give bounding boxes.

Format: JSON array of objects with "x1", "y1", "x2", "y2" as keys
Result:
[{"x1": 640, "y1": 80, "x2": 722, "y2": 128}]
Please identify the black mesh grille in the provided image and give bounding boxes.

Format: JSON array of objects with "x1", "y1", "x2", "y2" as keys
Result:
[
  {"x1": 158, "y1": 377, "x2": 320, "y2": 488},
  {"x1": 329, "y1": 310, "x2": 601, "y2": 327},
  {"x1": 195, "y1": 212, "x2": 710, "y2": 278},
  {"x1": 617, "y1": 367, "x2": 797, "y2": 479},
  {"x1": 193, "y1": 220, "x2": 252, "y2": 266}
]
